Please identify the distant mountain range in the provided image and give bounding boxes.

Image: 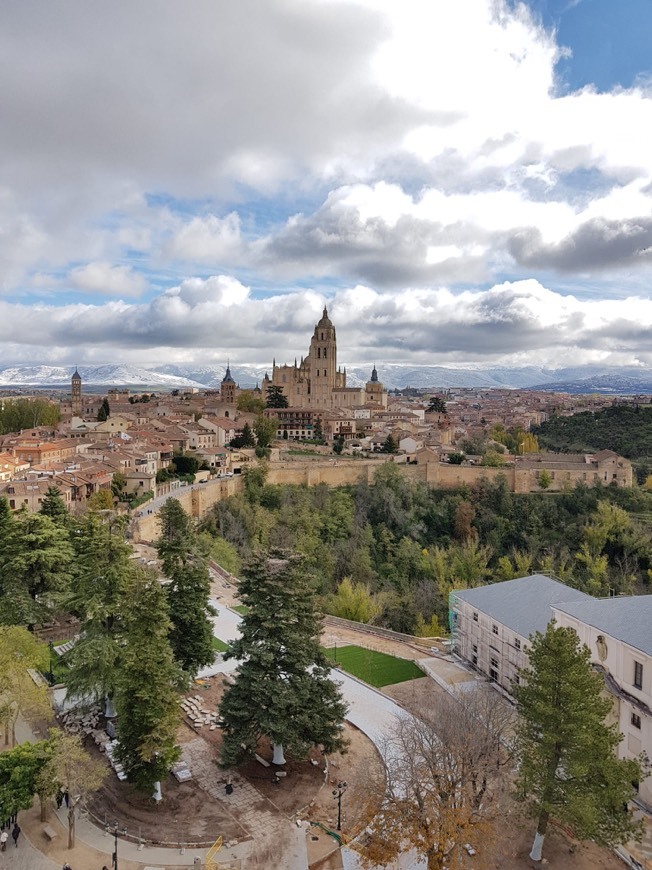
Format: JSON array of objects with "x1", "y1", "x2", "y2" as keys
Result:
[{"x1": 2, "y1": 363, "x2": 652, "y2": 394}]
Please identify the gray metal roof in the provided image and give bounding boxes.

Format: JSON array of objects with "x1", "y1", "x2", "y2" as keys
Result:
[
  {"x1": 553, "y1": 596, "x2": 652, "y2": 656},
  {"x1": 452, "y1": 574, "x2": 592, "y2": 640}
]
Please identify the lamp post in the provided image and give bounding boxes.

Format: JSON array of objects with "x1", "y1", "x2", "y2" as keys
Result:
[
  {"x1": 105, "y1": 821, "x2": 127, "y2": 869},
  {"x1": 48, "y1": 641, "x2": 55, "y2": 686},
  {"x1": 332, "y1": 780, "x2": 347, "y2": 831}
]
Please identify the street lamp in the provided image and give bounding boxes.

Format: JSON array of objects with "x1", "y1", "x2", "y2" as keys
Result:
[
  {"x1": 48, "y1": 641, "x2": 55, "y2": 686},
  {"x1": 105, "y1": 821, "x2": 127, "y2": 869},
  {"x1": 332, "y1": 780, "x2": 348, "y2": 831}
]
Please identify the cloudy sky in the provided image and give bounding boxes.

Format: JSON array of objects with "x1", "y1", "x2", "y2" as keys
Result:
[{"x1": 1, "y1": 0, "x2": 652, "y2": 371}]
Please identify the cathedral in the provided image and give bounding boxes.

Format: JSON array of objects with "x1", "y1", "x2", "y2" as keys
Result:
[{"x1": 262, "y1": 307, "x2": 387, "y2": 410}]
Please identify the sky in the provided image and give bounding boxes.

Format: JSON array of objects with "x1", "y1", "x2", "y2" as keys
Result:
[{"x1": 1, "y1": 0, "x2": 652, "y2": 371}]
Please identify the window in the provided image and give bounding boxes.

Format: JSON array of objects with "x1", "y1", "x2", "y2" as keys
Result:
[
  {"x1": 492, "y1": 624, "x2": 498, "y2": 635},
  {"x1": 323, "y1": 348, "x2": 327, "y2": 358},
  {"x1": 631, "y1": 713, "x2": 641, "y2": 730},
  {"x1": 489, "y1": 658, "x2": 499, "y2": 682},
  {"x1": 514, "y1": 638, "x2": 521, "y2": 650},
  {"x1": 634, "y1": 661, "x2": 643, "y2": 690},
  {"x1": 473, "y1": 612, "x2": 478, "y2": 622}
]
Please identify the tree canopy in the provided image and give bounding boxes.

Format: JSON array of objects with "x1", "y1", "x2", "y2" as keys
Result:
[
  {"x1": 219, "y1": 551, "x2": 348, "y2": 766},
  {"x1": 514, "y1": 621, "x2": 645, "y2": 861},
  {"x1": 266, "y1": 385, "x2": 288, "y2": 408}
]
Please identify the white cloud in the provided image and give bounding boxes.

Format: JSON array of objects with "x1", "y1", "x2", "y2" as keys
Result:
[
  {"x1": 0, "y1": 0, "x2": 651, "y2": 371},
  {"x1": 68, "y1": 262, "x2": 147, "y2": 297}
]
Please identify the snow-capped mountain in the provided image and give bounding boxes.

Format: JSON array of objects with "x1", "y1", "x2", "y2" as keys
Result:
[{"x1": 2, "y1": 363, "x2": 652, "y2": 394}]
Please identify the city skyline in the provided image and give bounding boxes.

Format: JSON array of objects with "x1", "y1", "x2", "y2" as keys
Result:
[{"x1": 1, "y1": 0, "x2": 651, "y2": 369}]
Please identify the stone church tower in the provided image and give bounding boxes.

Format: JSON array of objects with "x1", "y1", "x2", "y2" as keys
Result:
[
  {"x1": 71, "y1": 367, "x2": 82, "y2": 416},
  {"x1": 263, "y1": 306, "x2": 386, "y2": 410},
  {"x1": 220, "y1": 363, "x2": 237, "y2": 404},
  {"x1": 309, "y1": 307, "x2": 338, "y2": 408}
]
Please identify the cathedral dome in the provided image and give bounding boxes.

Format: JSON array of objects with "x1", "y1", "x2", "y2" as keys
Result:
[{"x1": 317, "y1": 306, "x2": 333, "y2": 328}]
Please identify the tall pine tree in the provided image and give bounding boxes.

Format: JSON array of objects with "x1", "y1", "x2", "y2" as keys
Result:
[
  {"x1": 514, "y1": 621, "x2": 645, "y2": 862},
  {"x1": 64, "y1": 511, "x2": 132, "y2": 716},
  {"x1": 115, "y1": 567, "x2": 181, "y2": 794},
  {"x1": 39, "y1": 485, "x2": 70, "y2": 527},
  {"x1": 157, "y1": 499, "x2": 215, "y2": 676},
  {"x1": 219, "y1": 551, "x2": 348, "y2": 766}
]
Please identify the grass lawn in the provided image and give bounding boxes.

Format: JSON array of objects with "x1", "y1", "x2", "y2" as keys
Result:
[
  {"x1": 231, "y1": 605, "x2": 249, "y2": 615},
  {"x1": 322, "y1": 644, "x2": 423, "y2": 688},
  {"x1": 212, "y1": 636, "x2": 230, "y2": 652}
]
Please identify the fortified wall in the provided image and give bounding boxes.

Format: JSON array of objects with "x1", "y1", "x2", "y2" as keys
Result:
[{"x1": 130, "y1": 451, "x2": 631, "y2": 543}]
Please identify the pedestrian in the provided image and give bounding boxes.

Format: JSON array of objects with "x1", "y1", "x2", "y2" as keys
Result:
[
  {"x1": 56, "y1": 788, "x2": 64, "y2": 809},
  {"x1": 0, "y1": 830, "x2": 8, "y2": 851},
  {"x1": 11, "y1": 822, "x2": 20, "y2": 847},
  {"x1": 62, "y1": 863, "x2": 72, "y2": 870},
  {"x1": 225, "y1": 776, "x2": 233, "y2": 796},
  {"x1": 63, "y1": 787, "x2": 70, "y2": 808}
]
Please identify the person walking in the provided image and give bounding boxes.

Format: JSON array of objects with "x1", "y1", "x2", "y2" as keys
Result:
[
  {"x1": 11, "y1": 822, "x2": 20, "y2": 847},
  {"x1": 0, "y1": 830, "x2": 8, "y2": 851}
]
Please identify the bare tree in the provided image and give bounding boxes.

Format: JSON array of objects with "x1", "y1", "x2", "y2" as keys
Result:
[{"x1": 357, "y1": 686, "x2": 514, "y2": 870}]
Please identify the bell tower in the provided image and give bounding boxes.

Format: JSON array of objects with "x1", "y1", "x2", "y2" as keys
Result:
[
  {"x1": 309, "y1": 307, "x2": 337, "y2": 408},
  {"x1": 71, "y1": 367, "x2": 82, "y2": 416}
]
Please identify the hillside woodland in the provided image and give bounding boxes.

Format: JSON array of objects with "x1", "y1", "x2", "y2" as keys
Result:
[{"x1": 201, "y1": 464, "x2": 652, "y2": 635}]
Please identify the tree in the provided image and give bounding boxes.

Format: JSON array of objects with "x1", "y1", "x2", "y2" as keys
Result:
[
  {"x1": 333, "y1": 434, "x2": 345, "y2": 454},
  {"x1": 0, "y1": 741, "x2": 48, "y2": 823},
  {"x1": 64, "y1": 512, "x2": 132, "y2": 717},
  {"x1": 253, "y1": 414, "x2": 278, "y2": 448},
  {"x1": 447, "y1": 451, "x2": 465, "y2": 464},
  {"x1": 0, "y1": 510, "x2": 73, "y2": 626},
  {"x1": 219, "y1": 551, "x2": 348, "y2": 767},
  {"x1": 266, "y1": 385, "x2": 288, "y2": 408},
  {"x1": 381, "y1": 434, "x2": 398, "y2": 453},
  {"x1": 97, "y1": 397, "x2": 110, "y2": 421},
  {"x1": 514, "y1": 621, "x2": 645, "y2": 862},
  {"x1": 358, "y1": 687, "x2": 514, "y2": 870},
  {"x1": 157, "y1": 499, "x2": 215, "y2": 676},
  {"x1": 39, "y1": 486, "x2": 69, "y2": 526},
  {"x1": 0, "y1": 398, "x2": 60, "y2": 434},
  {"x1": 325, "y1": 576, "x2": 384, "y2": 623},
  {"x1": 312, "y1": 418, "x2": 325, "y2": 444},
  {"x1": 172, "y1": 452, "x2": 200, "y2": 476},
  {"x1": 0, "y1": 626, "x2": 51, "y2": 747},
  {"x1": 115, "y1": 567, "x2": 181, "y2": 794},
  {"x1": 427, "y1": 396, "x2": 447, "y2": 415},
  {"x1": 237, "y1": 391, "x2": 266, "y2": 414},
  {"x1": 87, "y1": 488, "x2": 113, "y2": 510},
  {"x1": 538, "y1": 468, "x2": 552, "y2": 490},
  {"x1": 230, "y1": 421, "x2": 256, "y2": 448},
  {"x1": 37, "y1": 728, "x2": 105, "y2": 847}
]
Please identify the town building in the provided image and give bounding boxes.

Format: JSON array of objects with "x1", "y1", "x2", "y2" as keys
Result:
[{"x1": 450, "y1": 575, "x2": 652, "y2": 808}]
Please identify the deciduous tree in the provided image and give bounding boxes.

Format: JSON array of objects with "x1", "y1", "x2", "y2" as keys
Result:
[
  {"x1": 37, "y1": 728, "x2": 105, "y2": 847},
  {"x1": 325, "y1": 576, "x2": 384, "y2": 623},
  {"x1": 514, "y1": 621, "x2": 645, "y2": 862},
  {"x1": 0, "y1": 626, "x2": 51, "y2": 747},
  {"x1": 358, "y1": 687, "x2": 514, "y2": 870}
]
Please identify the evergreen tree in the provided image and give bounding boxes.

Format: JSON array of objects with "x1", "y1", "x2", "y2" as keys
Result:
[
  {"x1": 64, "y1": 512, "x2": 132, "y2": 716},
  {"x1": 157, "y1": 500, "x2": 215, "y2": 676},
  {"x1": 0, "y1": 511, "x2": 73, "y2": 625},
  {"x1": 266, "y1": 385, "x2": 289, "y2": 408},
  {"x1": 39, "y1": 485, "x2": 69, "y2": 526},
  {"x1": 97, "y1": 397, "x2": 110, "y2": 421},
  {"x1": 219, "y1": 551, "x2": 348, "y2": 766},
  {"x1": 312, "y1": 418, "x2": 325, "y2": 444},
  {"x1": 115, "y1": 567, "x2": 181, "y2": 793},
  {"x1": 333, "y1": 434, "x2": 345, "y2": 454},
  {"x1": 514, "y1": 621, "x2": 645, "y2": 862},
  {"x1": 230, "y1": 421, "x2": 256, "y2": 448},
  {"x1": 381, "y1": 434, "x2": 398, "y2": 453}
]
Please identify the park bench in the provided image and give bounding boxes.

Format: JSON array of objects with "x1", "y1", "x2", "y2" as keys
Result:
[{"x1": 42, "y1": 824, "x2": 57, "y2": 841}]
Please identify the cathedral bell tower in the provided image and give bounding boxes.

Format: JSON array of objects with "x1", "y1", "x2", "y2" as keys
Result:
[{"x1": 309, "y1": 307, "x2": 337, "y2": 409}]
